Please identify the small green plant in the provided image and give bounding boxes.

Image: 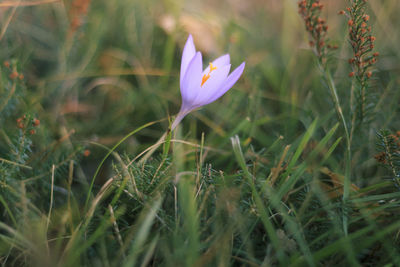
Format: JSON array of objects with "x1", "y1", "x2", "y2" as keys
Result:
[{"x1": 375, "y1": 130, "x2": 400, "y2": 188}]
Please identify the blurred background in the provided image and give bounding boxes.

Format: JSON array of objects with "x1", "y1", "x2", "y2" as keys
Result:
[{"x1": 1, "y1": 0, "x2": 399, "y2": 180}]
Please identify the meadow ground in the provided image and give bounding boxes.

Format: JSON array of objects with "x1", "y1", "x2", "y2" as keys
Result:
[{"x1": 1, "y1": 0, "x2": 400, "y2": 266}]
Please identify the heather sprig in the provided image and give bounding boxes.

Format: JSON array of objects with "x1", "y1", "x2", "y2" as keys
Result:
[
  {"x1": 341, "y1": 1, "x2": 377, "y2": 81},
  {"x1": 340, "y1": 0, "x2": 378, "y2": 128},
  {"x1": 375, "y1": 130, "x2": 400, "y2": 189},
  {"x1": 0, "y1": 60, "x2": 25, "y2": 119},
  {"x1": 298, "y1": 0, "x2": 338, "y2": 64}
]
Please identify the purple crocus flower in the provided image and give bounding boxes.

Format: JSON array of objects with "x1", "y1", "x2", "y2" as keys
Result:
[{"x1": 171, "y1": 34, "x2": 245, "y2": 130}]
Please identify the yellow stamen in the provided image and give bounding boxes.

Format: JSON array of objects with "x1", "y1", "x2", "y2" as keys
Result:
[
  {"x1": 209, "y1": 62, "x2": 217, "y2": 72},
  {"x1": 201, "y1": 62, "x2": 217, "y2": 86},
  {"x1": 201, "y1": 74, "x2": 210, "y2": 86}
]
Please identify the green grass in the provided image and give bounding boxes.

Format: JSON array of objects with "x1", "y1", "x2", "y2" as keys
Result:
[{"x1": 1, "y1": 0, "x2": 400, "y2": 266}]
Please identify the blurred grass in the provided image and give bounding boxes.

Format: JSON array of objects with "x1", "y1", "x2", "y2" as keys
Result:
[{"x1": 0, "y1": 0, "x2": 400, "y2": 266}]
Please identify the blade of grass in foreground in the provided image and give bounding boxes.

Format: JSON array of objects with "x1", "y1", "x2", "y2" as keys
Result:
[
  {"x1": 0, "y1": 194, "x2": 17, "y2": 227},
  {"x1": 276, "y1": 118, "x2": 318, "y2": 200},
  {"x1": 123, "y1": 197, "x2": 163, "y2": 267},
  {"x1": 231, "y1": 135, "x2": 288, "y2": 266},
  {"x1": 178, "y1": 177, "x2": 201, "y2": 266}
]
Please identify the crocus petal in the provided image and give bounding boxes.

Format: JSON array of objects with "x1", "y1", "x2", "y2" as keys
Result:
[
  {"x1": 194, "y1": 64, "x2": 231, "y2": 107},
  {"x1": 181, "y1": 51, "x2": 203, "y2": 103},
  {"x1": 202, "y1": 54, "x2": 230, "y2": 76},
  {"x1": 206, "y1": 62, "x2": 245, "y2": 105},
  {"x1": 180, "y1": 35, "x2": 196, "y2": 88}
]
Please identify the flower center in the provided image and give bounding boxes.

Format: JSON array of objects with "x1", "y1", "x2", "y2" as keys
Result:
[{"x1": 201, "y1": 62, "x2": 217, "y2": 86}]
